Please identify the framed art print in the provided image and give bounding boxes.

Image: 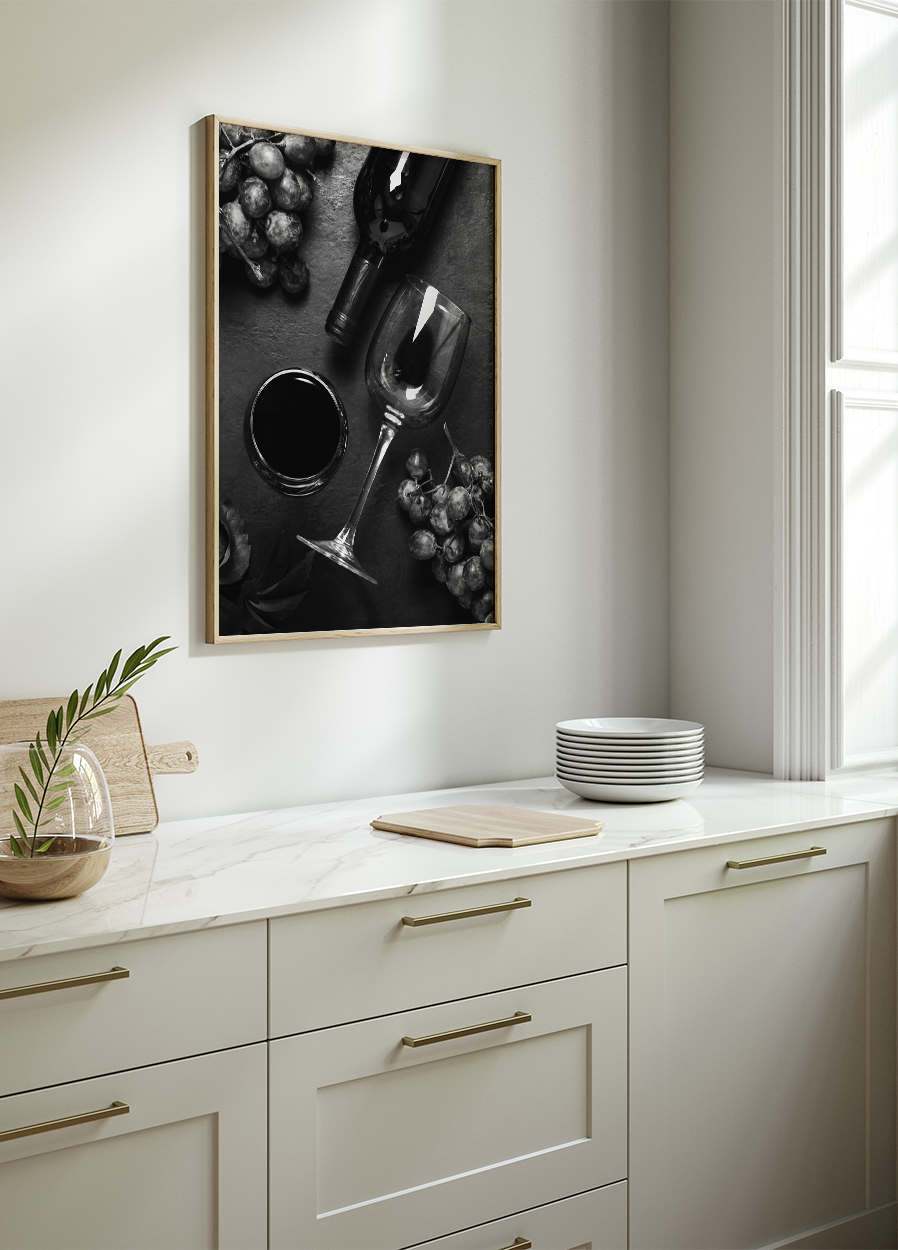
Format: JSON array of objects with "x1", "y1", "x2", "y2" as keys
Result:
[{"x1": 205, "y1": 115, "x2": 500, "y2": 642}]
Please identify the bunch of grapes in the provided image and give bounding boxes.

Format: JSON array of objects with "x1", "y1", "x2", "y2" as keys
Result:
[
  {"x1": 217, "y1": 124, "x2": 335, "y2": 295},
  {"x1": 397, "y1": 424, "x2": 496, "y2": 623}
]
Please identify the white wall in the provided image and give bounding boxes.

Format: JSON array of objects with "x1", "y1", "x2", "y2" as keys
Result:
[
  {"x1": 0, "y1": 0, "x2": 670, "y2": 820},
  {"x1": 669, "y1": 0, "x2": 777, "y2": 774}
]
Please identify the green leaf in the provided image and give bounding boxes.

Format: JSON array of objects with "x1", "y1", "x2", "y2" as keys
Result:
[
  {"x1": 29, "y1": 744, "x2": 44, "y2": 786},
  {"x1": 144, "y1": 635, "x2": 171, "y2": 656},
  {"x1": 106, "y1": 648, "x2": 122, "y2": 689},
  {"x1": 44, "y1": 795, "x2": 66, "y2": 811},
  {"x1": 119, "y1": 646, "x2": 146, "y2": 682},
  {"x1": 93, "y1": 668, "x2": 108, "y2": 704},
  {"x1": 83, "y1": 706, "x2": 117, "y2": 720},
  {"x1": 18, "y1": 767, "x2": 39, "y2": 804},
  {"x1": 56, "y1": 707, "x2": 65, "y2": 742},
  {"x1": 35, "y1": 734, "x2": 51, "y2": 774},
  {"x1": 55, "y1": 763, "x2": 76, "y2": 777},
  {"x1": 36, "y1": 837, "x2": 56, "y2": 853},
  {"x1": 65, "y1": 689, "x2": 79, "y2": 731},
  {"x1": 9, "y1": 834, "x2": 25, "y2": 858},
  {"x1": 78, "y1": 685, "x2": 93, "y2": 717},
  {"x1": 50, "y1": 779, "x2": 75, "y2": 792},
  {"x1": 12, "y1": 810, "x2": 27, "y2": 840},
  {"x1": 14, "y1": 784, "x2": 33, "y2": 823},
  {"x1": 46, "y1": 710, "x2": 58, "y2": 755}
]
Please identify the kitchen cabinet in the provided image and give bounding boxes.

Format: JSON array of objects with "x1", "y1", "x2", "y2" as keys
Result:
[
  {"x1": 269, "y1": 866, "x2": 629, "y2": 1248},
  {"x1": 269, "y1": 968, "x2": 627, "y2": 1249},
  {"x1": 629, "y1": 817, "x2": 897, "y2": 1250},
  {"x1": 0, "y1": 923, "x2": 268, "y2": 1250},
  {"x1": 0, "y1": 1045, "x2": 267, "y2": 1250},
  {"x1": 0, "y1": 774, "x2": 895, "y2": 1250}
]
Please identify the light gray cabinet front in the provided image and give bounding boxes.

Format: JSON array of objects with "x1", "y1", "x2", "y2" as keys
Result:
[
  {"x1": 628, "y1": 818, "x2": 897, "y2": 1250},
  {"x1": 269, "y1": 969, "x2": 627, "y2": 1250}
]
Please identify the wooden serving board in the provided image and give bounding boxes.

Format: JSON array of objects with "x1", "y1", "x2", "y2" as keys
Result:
[
  {"x1": 371, "y1": 804, "x2": 604, "y2": 848},
  {"x1": 0, "y1": 695, "x2": 198, "y2": 836}
]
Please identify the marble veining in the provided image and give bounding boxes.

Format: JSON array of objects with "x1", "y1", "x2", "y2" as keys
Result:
[{"x1": 0, "y1": 769, "x2": 896, "y2": 962}]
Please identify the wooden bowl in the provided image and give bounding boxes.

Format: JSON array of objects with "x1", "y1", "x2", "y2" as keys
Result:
[{"x1": 0, "y1": 837, "x2": 112, "y2": 901}]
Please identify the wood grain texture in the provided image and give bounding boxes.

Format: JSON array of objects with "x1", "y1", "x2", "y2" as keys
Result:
[
  {"x1": 0, "y1": 696, "x2": 196, "y2": 836},
  {"x1": 371, "y1": 804, "x2": 603, "y2": 848},
  {"x1": 145, "y1": 740, "x2": 199, "y2": 775},
  {"x1": 206, "y1": 112, "x2": 219, "y2": 644}
]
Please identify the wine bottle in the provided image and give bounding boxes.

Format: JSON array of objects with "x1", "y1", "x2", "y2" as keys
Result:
[{"x1": 325, "y1": 147, "x2": 454, "y2": 346}]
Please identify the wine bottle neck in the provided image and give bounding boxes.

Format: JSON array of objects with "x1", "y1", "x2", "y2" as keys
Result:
[{"x1": 325, "y1": 247, "x2": 385, "y2": 347}]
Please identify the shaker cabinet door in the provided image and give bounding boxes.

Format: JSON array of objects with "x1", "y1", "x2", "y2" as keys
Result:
[
  {"x1": 270, "y1": 968, "x2": 627, "y2": 1250},
  {"x1": 628, "y1": 817, "x2": 897, "y2": 1250},
  {"x1": 0, "y1": 1043, "x2": 267, "y2": 1250}
]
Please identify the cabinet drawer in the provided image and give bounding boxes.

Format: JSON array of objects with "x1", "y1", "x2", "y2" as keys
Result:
[
  {"x1": 0, "y1": 921, "x2": 267, "y2": 1096},
  {"x1": 402, "y1": 1182, "x2": 627, "y2": 1249},
  {"x1": 0, "y1": 1043, "x2": 267, "y2": 1250},
  {"x1": 269, "y1": 967, "x2": 627, "y2": 1250},
  {"x1": 269, "y1": 862, "x2": 625, "y2": 1035}
]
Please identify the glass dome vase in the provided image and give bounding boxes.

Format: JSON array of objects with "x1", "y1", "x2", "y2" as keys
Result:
[{"x1": 0, "y1": 740, "x2": 115, "y2": 900}]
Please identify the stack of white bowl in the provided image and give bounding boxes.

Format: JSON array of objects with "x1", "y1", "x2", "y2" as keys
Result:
[{"x1": 556, "y1": 717, "x2": 704, "y2": 802}]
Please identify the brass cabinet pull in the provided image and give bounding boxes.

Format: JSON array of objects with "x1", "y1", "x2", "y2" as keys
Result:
[
  {"x1": 727, "y1": 846, "x2": 826, "y2": 870},
  {"x1": 0, "y1": 966, "x2": 130, "y2": 1001},
  {"x1": 498, "y1": 1241, "x2": 532, "y2": 1250},
  {"x1": 402, "y1": 1010, "x2": 531, "y2": 1048},
  {"x1": 0, "y1": 1101, "x2": 129, "y2": 1143},
  {"x1": 401, "y1": 897, "x2": 531, "y2": 927}
]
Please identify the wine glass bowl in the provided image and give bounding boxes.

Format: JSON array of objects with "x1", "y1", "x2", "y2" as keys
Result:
[
  {"x1": 366, "y1": 277, "x2": 470, "y2": 430},
  {"x1": 296, "y1": 276, "x2": 471, "y2": 584}
]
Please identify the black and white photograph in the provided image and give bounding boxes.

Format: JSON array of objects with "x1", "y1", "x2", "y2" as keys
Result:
[{"x1": 206, "y1": 116, "x2": 500, "y2": 643}]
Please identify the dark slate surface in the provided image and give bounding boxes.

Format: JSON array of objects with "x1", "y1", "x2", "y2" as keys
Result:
[{"x1": 218, "y1": 137, "x2": 496, "y2": 635}]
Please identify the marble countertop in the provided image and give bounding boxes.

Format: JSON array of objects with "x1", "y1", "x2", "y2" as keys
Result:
[{"x1": 2, "y1": 767, "x2": 897, "y2": 963}]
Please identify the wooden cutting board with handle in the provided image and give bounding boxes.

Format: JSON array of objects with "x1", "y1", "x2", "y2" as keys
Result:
[
  {"x1": 0, "y1": 695, "x2": 198, "y2": 836},
  {"x1": 371, "y1": 804, "x2": 604, "y2": 848}
]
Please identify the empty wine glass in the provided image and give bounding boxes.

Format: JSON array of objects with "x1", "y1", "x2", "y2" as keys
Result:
[{"x1": 297, "y1": 275, "x2": 471, "y2": 584}]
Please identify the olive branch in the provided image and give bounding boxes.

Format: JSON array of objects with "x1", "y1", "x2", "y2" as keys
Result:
[{"x1": 9, "y1": 637, "x2": 176, "y2": 859}]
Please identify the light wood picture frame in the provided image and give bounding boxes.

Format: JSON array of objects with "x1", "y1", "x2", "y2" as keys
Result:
[{"x1": 205, "y1": 115, "x2": 500, "y2": 643}]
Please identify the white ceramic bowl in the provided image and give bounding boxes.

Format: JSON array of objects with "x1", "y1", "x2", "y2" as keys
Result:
[
  {"x1": 556, "y1": 776, "x2": 703, "y2": 802},
  {"x1": 556, "y1": 732, "x2": 703, "y2": 749},
  {"x1": 556, "y1": 745, "x2": 703, "y2": 760},
  {"x1": 560, "y1": 760, "x2": 705, "y2": 780},
  {"x1": 557, "y1": 717, "x2": 704, "y2": 738},
  {"x1": 555, "y1": 742, "x2": 704, "y2": 761}
]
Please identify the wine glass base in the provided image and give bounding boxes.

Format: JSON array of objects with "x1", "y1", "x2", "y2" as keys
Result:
[{"x1": 295, "y1": 534, "x2": 378, "y2": 585}]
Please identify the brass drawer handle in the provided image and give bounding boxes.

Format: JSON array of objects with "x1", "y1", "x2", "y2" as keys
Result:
[
  {"x1": 0, "y1": 966, "x2": 130, "y2": 1001},
  {"x1": 402, "y1": 1011, "x2": 531, "y2": 1048},
  {"x1": 401, "y1": 897, "x2": 531, "y2": 927},
  {"x1": 0, "y1": 1101, "x2": 129, "y2": 1143},
  {"x1": 727, "y1": 846, "x2": 826, "y2": 870},
  {"x1": 498, "y1": 1241, "x2": 532, "y2": 1250}
]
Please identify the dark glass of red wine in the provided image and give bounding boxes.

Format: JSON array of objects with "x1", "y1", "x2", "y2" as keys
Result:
[
  {"x1": 244, "y1": 369, "x2": 348, "y2": 496},
  {"x1": 297, "y1": 275, "x2": 471, "y2": 584}
]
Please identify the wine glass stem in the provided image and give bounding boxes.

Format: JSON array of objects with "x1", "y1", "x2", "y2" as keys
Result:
[{"x1": 335, "y1": 420, "x2": 398, "y2": 549}]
